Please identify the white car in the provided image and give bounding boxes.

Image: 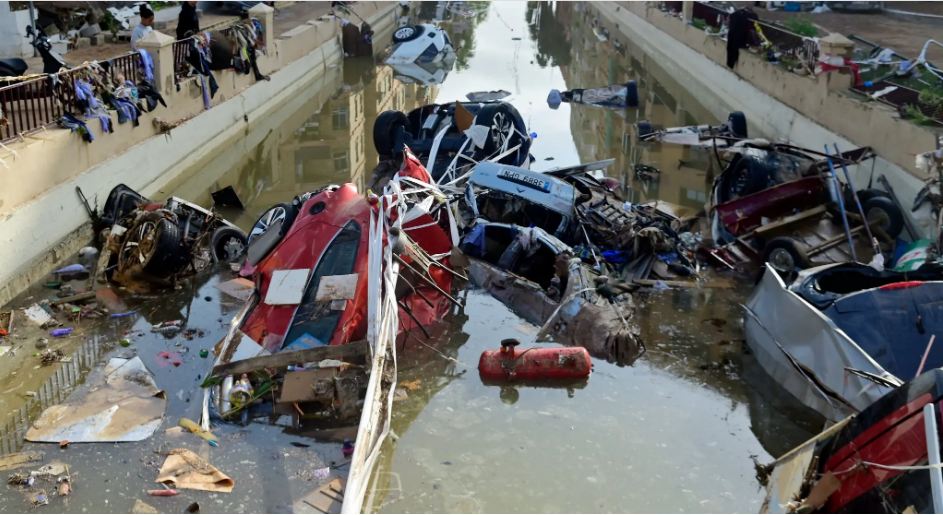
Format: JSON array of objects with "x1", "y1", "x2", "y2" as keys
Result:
[{"x1": 385, "y1": 23, "x2": 455, "y2": 65}]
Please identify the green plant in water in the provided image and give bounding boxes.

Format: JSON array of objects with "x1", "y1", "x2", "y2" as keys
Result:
[{"x1": 783, "y1": 17, "x2": 818, "y2": 38}]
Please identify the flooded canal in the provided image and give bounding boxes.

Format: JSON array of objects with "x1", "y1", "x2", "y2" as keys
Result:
[{"x1": 0, "y1": 1, "x2": 829, "y2": 512}]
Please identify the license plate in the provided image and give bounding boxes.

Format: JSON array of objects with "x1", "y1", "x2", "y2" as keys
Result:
[{"x1": 496, "y1": 169, "x2": 551, "y2": 193}]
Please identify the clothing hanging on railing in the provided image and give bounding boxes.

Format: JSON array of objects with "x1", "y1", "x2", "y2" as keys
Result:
[
  {"x1": 59, "y1": 113, "x2": 94, "y2": 143},
  {"x1": 137, "y1": 48, "x2": 155, "y2": 83},
  {"x1": 74, "y1": 78, "x2": 113, "y2": 135},
  {"x1": 228, "y1": 19, "x2": 268, "y2": 81},
  {"x1": 188, "y1": 32, "x2": 219, "y2": 110},
  {"x1": 726, "y1": 8, "x2": 758, "y2": 68}
]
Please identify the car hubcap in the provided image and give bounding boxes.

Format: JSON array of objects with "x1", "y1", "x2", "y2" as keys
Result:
[
  {"x1": 395, "y1": 27, "x2": 413, "y2": 39},
  {"x1": 769, "y1": 248, "x2": 794, "y2": 272},
  {"x1": 222, "y1": 237, "x2": 246, "y2": 261}
]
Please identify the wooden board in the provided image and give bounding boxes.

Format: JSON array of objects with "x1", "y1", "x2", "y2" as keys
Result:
[
  {"x1": 210, "y1": 340, "x2": 368, "y2": 380},
  {"x1": 296, "y1": 477, "x2": 345, "y2": 514}
]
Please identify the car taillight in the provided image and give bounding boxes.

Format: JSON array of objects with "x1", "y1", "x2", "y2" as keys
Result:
[{"x1": 880, "y1": 281, "x2": 924, "y2": 290}]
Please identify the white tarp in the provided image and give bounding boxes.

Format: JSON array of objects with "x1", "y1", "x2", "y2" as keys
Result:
[{"x1": 26, "y1": 357, "x2": 165, "y2": 442}]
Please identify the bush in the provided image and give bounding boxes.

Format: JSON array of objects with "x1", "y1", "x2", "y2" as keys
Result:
[{"x1": 783, "y1": 17, "x2": 818, "y2": 38}]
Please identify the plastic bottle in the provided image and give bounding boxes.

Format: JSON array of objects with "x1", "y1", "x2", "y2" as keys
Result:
[{"x1": 49, "y1": 328, "x2": 73, "y2": 337}]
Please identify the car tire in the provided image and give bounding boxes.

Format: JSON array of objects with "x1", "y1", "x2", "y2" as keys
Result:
[
  {"x1": 864, "y1": 196, "x2": 904, "y2": 238},
  {"x1": 119, "y1": 212, "x2": 186, "y2": 277},
  {"x1": 762, "y1": 237, "x2": 811, "y2": 274},
  {"x1": 211, "y1": 226, "x2": 248, "y2": 263},
  {"x1": 392, "y1": 25, "x2": 422, "y2": 43},
  {"x1": 373, "y1": 110, "x2": 408, "y2": 158},
  {"x1": 854, "y1": 188, "x2": 891, "y2": 204},
  {"x1": 474, "y1": 102, "x2": 528, "y2": 163},
  {"x1": 625, "y1": 80, "x2": 639, "y2": 108},
  {"x1": 637, "y1": 121, "x2": 654, "y2": 140},
  {"x1": 727, "y1": 111, "x2": 748, "y2": 138}
]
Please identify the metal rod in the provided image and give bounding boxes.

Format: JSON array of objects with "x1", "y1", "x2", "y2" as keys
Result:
[
  {"x1": 916, "y1": 335, "x2": 937, "y2": 378},
  {"x1": 392, "y1": 254, "x2": 462, "y2": 308},
  {"x1": 924, "y1": 402, "x2": 943, "y2": 514},
  {"x1": 824, "y1": 149, "x2": 858, "y2": 262},
  {"x1": 397, "y1": 300, "x2": 431, "y2": 339},
  {"x1": 832, "y1": 143, "x2": 876, "y2": 251}
]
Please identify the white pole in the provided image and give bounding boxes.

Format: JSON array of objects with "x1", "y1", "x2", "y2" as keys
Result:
[{"x1": 923, "y1": 402, "x2": 943, "y2": 514}]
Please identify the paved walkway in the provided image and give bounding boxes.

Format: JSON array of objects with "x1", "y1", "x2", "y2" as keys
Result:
[{"x1": 761, "y1": 8, "x2": 942, "y2": 58}]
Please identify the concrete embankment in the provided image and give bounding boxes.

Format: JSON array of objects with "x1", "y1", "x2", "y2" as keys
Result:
[
  {"x1": 0, "y1": 3, "x2": 399, "y2": 307},
  {"x1": 594, "y1": 1, "x2": 940, "y2": 238}
]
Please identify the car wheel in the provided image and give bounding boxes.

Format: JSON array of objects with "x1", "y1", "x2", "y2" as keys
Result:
[
  {"x1": 763, "y1": 237, "x2": 811, "y2": 274},
  {"x1": 392, "y1": 25, "x2": 422, "y2": 43},
  {"x1": 118, "y1": 212, "x2": 186, "y2": 277},
  {"x1": 373, "y1": 110, "x2": 408, "y2": 158},
  {"x1": 864, "y1": 196, "x2": 904, "y2": 238},
  {"x1": 475, "y1": 102, "x2": 526, "y2": 162},
  {"x1": 211, "y1": 226, "x2": 248, "y2": 263},
  {"x1": 727, "y1": 111, "x2": 748, "y2": 138}
]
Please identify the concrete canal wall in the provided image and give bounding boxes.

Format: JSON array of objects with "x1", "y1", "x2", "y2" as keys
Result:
[
  {"x1": 595, "y1": 1, "x2": 939, "y2": 237},
  {"x1": 0, "y1": 3, "x2": 399, "y2": 307}
]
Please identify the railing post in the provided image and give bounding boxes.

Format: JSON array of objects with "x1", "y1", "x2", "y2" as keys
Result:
[
  {"x1": 682, "y1": 1, "x2": 694, "y2": 23},
  {"x1": 137, "y1": 30, "x2": 177, "y2": 95},
  {"x1": 248, "y1": 3, "x2": 275, "y2": 54}
]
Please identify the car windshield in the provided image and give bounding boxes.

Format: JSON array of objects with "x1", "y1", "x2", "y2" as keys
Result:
[{"x1": 282, "y1": 220, "x2": 361, "y2": 349}]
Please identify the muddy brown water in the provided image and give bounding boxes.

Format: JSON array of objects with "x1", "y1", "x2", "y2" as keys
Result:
[{"x1": 0, "y1": 2, "x2": 826, "y2": 513}]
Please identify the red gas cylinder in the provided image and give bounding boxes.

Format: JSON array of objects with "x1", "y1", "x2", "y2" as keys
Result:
[{"x1": 478, "y1": 339, "x2": 592, "y2": 384}]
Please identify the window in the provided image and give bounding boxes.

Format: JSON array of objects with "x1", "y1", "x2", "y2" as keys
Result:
[
  {"x1": 332, "y1": 107, "x2": 349, "y2": 130},
  {"x1": 333, "y1": 151, "x2": 350, "y2": 173}
]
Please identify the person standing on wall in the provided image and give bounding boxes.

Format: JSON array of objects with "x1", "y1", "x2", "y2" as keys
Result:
[
  {"x1": 176, "y1": 1, "x2": 200, "y2": 40},
  {"x1": 131, "y1": 5, "x2": 155, "y2": 50}
]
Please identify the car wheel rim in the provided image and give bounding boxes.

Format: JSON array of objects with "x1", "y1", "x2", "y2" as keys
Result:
[
  {"x1": 221, "y1": 236, "x2": 246, "y2": 261},
  {"x1": 249, "y1": 206, "x2": 286, "y2": 243},
  {"x1": 394, "y1": 27, "x2": 413, "y2": 39},
  {"x1": 120, "y1": 220, "x2": 158, "y2": 271},
  {"x1": 768, "y1": 248, "x2": 795, "y2": 272},
  {"x1": 489, "y1": 111, "x2": 512, "y2": 152}
]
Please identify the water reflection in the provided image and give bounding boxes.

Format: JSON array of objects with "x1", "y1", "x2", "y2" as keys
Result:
[{"x1": 133, "y1": 2, "x2": 820, "y2": 512}]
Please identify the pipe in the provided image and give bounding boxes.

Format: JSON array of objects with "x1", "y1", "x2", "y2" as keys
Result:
[
  {"x1": 824, "y1": 149, "x2": 858, "y2": 262},
  {"x1": 924, "y1": 402, "x2": 943, "y2": 514},
  {"x1": 832, "y1": 144, "x2": 876, "y2": 252}
]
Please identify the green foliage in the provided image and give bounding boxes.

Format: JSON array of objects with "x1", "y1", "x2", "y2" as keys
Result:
[
  {"x1": 919, "y1": 88, "x2": 943, "y2": 111},
  {"x1": 783, "y1": 17, "x2": 818, "y2": 38},
  {"x1": 691, "y1": 18, "x2": 707, "y2": 30},
  {"x1": 903, "y1": 104, "x2": 936, "y2": 126}
]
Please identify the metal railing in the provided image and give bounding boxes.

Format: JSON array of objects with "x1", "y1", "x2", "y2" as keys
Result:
[
  {"x1": 0, "y1": 51, "x2": 144, "y2": 143},
  {"x1": 691, "y1": 1, "x2": 726, "y2": 29},
  {"x1": 853, "y1": 80, "x2": 943, "y2": 125}
]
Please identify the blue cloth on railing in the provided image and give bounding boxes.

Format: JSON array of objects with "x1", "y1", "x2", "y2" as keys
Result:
[
  {"x1": 190, "y1": 33, "x2": 218, "y2": 109},
  {"x1": 60, "y1": 113, "x2": 93, "y2": 143},
  {"x1": 74, "y1": 79, "x2": 113, "y2": 134},
  {"x1": 137, "y1": 48, "x2": 154, "y2": 83},
  {"x1": 111, "y1": 97, "x2": 140, "y2": 126}
]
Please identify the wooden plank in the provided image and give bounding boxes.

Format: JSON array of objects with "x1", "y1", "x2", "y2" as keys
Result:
[
  {"x1": 210, "y1": 340, "x2": 369, "y2": 379},
  {"x1": 753, "y1": 205, "x2": 827, "y2": 237}
]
